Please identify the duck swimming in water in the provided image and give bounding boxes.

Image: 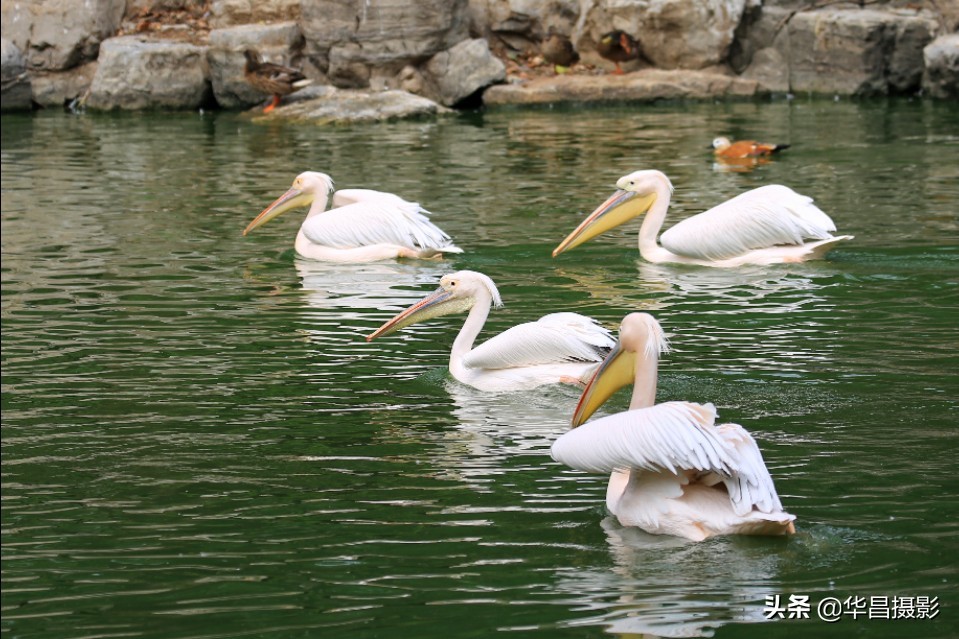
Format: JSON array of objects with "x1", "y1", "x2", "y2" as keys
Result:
[{"x1": 711, "y1": 136, "x2": 791, "y2": 159}]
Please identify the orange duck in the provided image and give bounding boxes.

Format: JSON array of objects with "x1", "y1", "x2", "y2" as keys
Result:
[
  {"x1": 711, "y1": 137, "x2": 790, "y2": 159},
  {"x1": 243, "y1": 49, "x2": 311, "y2": 113}
]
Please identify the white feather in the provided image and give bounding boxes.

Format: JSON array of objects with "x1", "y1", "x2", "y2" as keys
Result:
[
  {"x1": 370, "y1": 270, "x2": 613, "y2": 391},
  {"x1": 301, "y1": 198, "x2": 462, "y2": 253},
  {"x1": 251, "y1": 172, "x2": 463, "y2": 261},
  {"x1": 331, "y1": 188, "x2": 405, "y2": 208},
  {"x1": 660, "y1": 185, "x2": 837, "y2": 261},
  {"x1": 551, "y1": 401, "x2": 786, "y2": 516},
  {"x1": 458, "y1": 270, "x2": 503, "y2": 308},
  {"x1": 464, "y1": 312, "x2": 614, "y2": 370},
  {"x1": 714, "y1": 423, "x2": 784, "y2": 516}
]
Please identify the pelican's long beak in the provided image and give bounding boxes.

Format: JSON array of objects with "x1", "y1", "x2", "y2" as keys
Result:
[
  {"x1": 570, "y1": 342, "x2": 636, "y2": 427},
  {"x1": 552, "y1": 190, "x2": 656, "y2": 257},
  {"x1": 243, "y1": 186, "x2": 314, "y2": 235},
  {"x1": 366, "y1": 288, "x2": 471, "y2": 341}
]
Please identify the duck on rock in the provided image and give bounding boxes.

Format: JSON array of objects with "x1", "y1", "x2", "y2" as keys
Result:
[
  {"x1": 243, "y1": 49, "x2": 312, "y2": 113},
  {"x1": 597, "y1": 30, "x2": 641, "y2": 74},
  {"x1": 541, "y1": 29, "x2": 580, "y2": 73}
]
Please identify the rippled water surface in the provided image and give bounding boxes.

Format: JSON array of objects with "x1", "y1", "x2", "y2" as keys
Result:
[{"x1": 3, "y1": 100, "x2": 957, "y2": 639}]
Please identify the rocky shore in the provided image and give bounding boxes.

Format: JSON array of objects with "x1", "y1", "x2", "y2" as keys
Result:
[{"x1": 2, "y1": 0, "x2": 957, "y2": 120}]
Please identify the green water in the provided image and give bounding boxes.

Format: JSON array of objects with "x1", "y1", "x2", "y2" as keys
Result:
[{"x1": 2, "y1": 99, "x2": 957, "y2": 639}]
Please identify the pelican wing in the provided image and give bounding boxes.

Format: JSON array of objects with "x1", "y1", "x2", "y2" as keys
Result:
[
  {"x1": 301, "y1": 199, "x2": 461, "y2": 252},
  {"x1": 714, "y1": 423, "x2": 785, "y2": 515},
  {"x1": 463, "y1": 312, "x2": 614, "y2": 371},
  {"x1": 331, "y1": 189, "x2": 407, "y2": 208},
  {"x1": 552, "y1": 402, "x2": 734, "y2": 475},
  {"x1": 552, "y1": 401, "x2": 783, "y2": 515},
  {"x1": 660, "y1": 185, "x2": 837, "y2": 261}
]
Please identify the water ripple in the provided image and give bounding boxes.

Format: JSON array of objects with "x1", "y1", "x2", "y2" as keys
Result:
[{"x1": 3, "y1": 102, "x2": 957, "y2": 639}]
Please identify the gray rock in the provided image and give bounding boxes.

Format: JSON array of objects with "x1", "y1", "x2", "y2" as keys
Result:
[
  {"x1": 922, "y1": 34, "x2": 959, "y2": 100},
  {"x1": 475, "y1": 0, "x2": 581, "y2": 48},
  {"x1": 641, "y1": 0, "x2": 748, "y2": 70},
  {"x1": 209, "y1": 0, "x2": 300, "y2": 28},
  {"x1": 728, "y1": 4, "x2": 790, "y2": 73},
  {"x1": 483, "y1": 68, "x2": 762, "y2": 105},
  {"x1": 422, "y1": 38, "x2": 505, "y2": 106},
  {"x1": 741, "y1": 46, "x2": 788, "y2": 93},
  {"x1": 207, "y1": 22, "x2": 306, "y2": 108},
  {"x1": 397, "y1": 65, "x2": 426, "y2": 95},
  {"x1": 888, "y1": 11, "x2": 941, "y2": 93},
  {"x1": 576, "y1": 0, "x2": 748, "y2": 71},
  {"x1": 1, "y1": 37, "x2": 32, "y2": 111},
  {"x1": 250, "y1": 85, "x2": 450, "y2": 124},
  {"x1": 300, "y1": 0, "x2": 470, "y2": 88},
  {"x1": 787, "y1": 8, "x2": 937, "y2": 96},
  {"x1": 126, "y1": 0, "x2": 206, "y2": 14},
  {"x1": 1, "y1": 0, "x2": 126, "y2": 71},
  {"x1": 940, "y1": 2, "x2": 959, "y2": 33},
  {"x1": 30, "y1": 62, "x2": 97, "y2": 107},
  {"x1": 327, "y1": 44, "x2": 373, "y2": 88},
  {"x1": 86, "y1": 36, "x2": 213, "y2": 110}
]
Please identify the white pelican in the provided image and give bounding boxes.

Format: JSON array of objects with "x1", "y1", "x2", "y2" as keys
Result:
[
  {"x1": 244, "y1": 171, "x2": 463, "y2": 262},
  {"x1": 553, "y1": 169, "x2": 853, "y2": 267},
  {"x1": 551, "y1": 313, "x2": 796, "y2": 541},
  {"x1": 367, "y1": 270, "x2": 615, "y2": 392}
]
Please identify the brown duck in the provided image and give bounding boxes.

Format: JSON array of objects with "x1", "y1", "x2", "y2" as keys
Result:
[
  {"x1": 710, "y1": 137, "x2": 791, "y2": 159},
  {"x1": 597, "y1": 30, "x2": 640, "y2": 74},
  {"x1": 243, "y1": 49, "x2": 311, "y2": 113},
  {"x1": 541, "y1": 30, "x2": 579, "y2": 73}
]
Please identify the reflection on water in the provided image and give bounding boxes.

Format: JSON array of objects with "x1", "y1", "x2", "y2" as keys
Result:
[
  {"x1": 295, "y1": 258, "x2": 449, "y2": 314},
  {"x1": 433, "y1": 381, "x2": 578, "y2": 491},
  {"x1": 711, "y1": 156, "x2": 775, "y2": 173},
  {"x1": 556, "y1": 518, "x2": 784, "y2": 638},
  {"x1": 633, "y1": 262, "x2": 830, "y2": 304},
  {"x1": 3, "y1": 101, "x2": 957, "y2": 639},
  {"x1": 553, "y1": 522, "x2": 891, "y2": 639}
]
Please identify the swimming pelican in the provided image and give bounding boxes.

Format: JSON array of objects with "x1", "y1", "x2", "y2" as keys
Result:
[
  {"x1": 244, "y1": 171, "x2": 463, "y2": 262},
  {"x1": 367, "y1": 270, "x2": 615, "y2": 392},
  {"x1": 553, "y1": 169, "x2": 852, "y2": 267},
  {"x1": 551, "y1": 313, "x2": 796, "y2": 541},
  {"x1": 711, "y1": 136, "x2": 790, "y2": 159}
]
